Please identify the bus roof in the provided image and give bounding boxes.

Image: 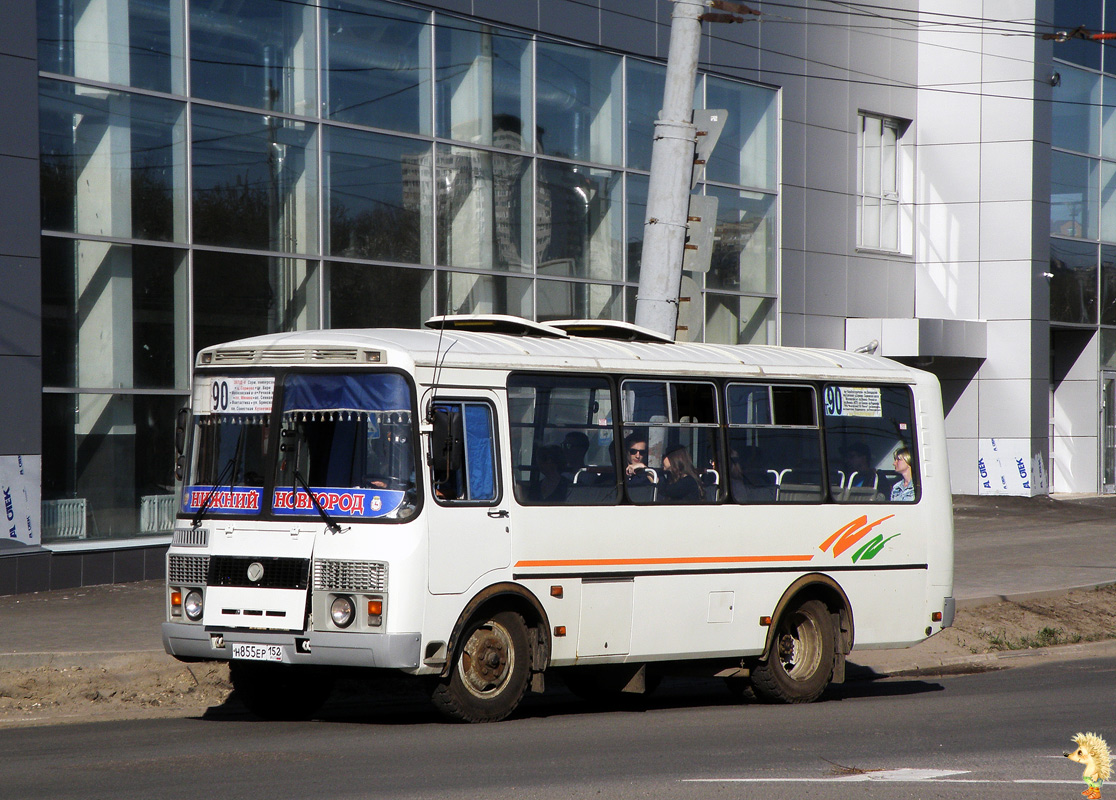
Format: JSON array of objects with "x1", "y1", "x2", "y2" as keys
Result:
[{"x1": 196, "y1": 320, "x2": 923, "y2": 383}]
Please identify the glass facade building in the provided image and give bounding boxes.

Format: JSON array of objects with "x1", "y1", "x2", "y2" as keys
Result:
[{"x1": 35, "y1": 0, "x2": 778, "y2": 544}]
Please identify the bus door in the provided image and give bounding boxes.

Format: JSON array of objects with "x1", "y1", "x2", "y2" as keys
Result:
[{"x1": 426, "y1": 394, "x2": 511, "y2": 594}]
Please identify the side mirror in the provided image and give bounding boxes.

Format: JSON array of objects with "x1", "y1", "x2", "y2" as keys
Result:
[
  {"x1": 174, "y1": 406, "x2": 190, "y2": 457},
  {"x1": 175, "y1": 454, "x2": 187, "y2": 483},
  {"x1": 431, "y1": 406, "x2": 463, "y2": 473}
]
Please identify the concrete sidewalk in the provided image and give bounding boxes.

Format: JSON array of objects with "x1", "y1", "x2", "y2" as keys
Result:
[{"x1": 1, "y1": 494, "x2": 1115, "y2": 676}]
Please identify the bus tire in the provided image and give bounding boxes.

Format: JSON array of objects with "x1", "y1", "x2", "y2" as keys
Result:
[
  {"x1": 229, "y1": 661, "x2": 334, "y2": 720},
  {"x1": 751, "y1": 598, "x2": 835, "y2": 704},
  {"x1": 430, "y1": 610, "x2": 530, "y2": 723}
]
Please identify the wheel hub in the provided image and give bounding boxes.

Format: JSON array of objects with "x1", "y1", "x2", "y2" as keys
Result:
[{"x1": 460, "y1": 623, "x2": 513, "y2": 696}]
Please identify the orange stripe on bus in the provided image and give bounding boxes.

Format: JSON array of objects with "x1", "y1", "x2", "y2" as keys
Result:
[{"x1": 514, "y1": 554, "x2": 815, "y2": 568}]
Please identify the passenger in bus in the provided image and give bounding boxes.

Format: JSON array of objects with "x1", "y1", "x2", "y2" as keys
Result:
[
  {"x1": 561, "y1": 431, "x2": 590, "y2": 480},
  {"x1": 623, "y1": 431, "x2": 654, "y2": 484},
  {"x1": 528, "y1": 445, "x2": 570, "y2": 502},
  {"x1": 659, "y1": 445, "x2": 705, "y2": 503},
  {"x1": 728, "y1": 446, "x2": 777, "y2": 502},
  {"x1": 890, "y1": 447, "x2": 916, "y2": 502},
  {"x1": 842, "y1": 441, "x2": 877, "y2": 488}
]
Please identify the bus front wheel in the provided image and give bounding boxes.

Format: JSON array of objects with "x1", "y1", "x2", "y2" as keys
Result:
[
  {"x1": 430, "y1": 610, "x2": 531, "y2": 723},
  {"x1": 751, "y1": 598, "x2": 835, "y2": 704}
]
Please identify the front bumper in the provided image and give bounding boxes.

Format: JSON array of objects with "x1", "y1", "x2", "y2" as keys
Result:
[{"x1": 162, "y1": 622, "x2": 421, "y2": 669}]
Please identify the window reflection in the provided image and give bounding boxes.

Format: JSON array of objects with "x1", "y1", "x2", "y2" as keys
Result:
[
  {"x1": 1051, "y1": 150, "x2": 1098, "y2": 240},
  {"x1": 42, "y1": 238, "x2": 188, "y2": 390},
  {"x1": 706, "y1": 76, "x2": 778, "y2": 190},
  {"x1": 537, "y1": 43, "x2": 622, "y2": 165},
  {"x1": 536, "y1": 281, "x2": 622, "y2": 322},
  {"x1": 437, "y1": 270, "x2": 532, "y2": 319},
  {"x1": 329, "y1": 262, "x2": 433, "y2": 328},
  {"x1": 1052, "y1": 65, "x2": 1100, "y2": 156},
  {"x1": 537, "y1": 162, "x2": 622, "y2": 281},
  {"x1": 192, "y1": 106, "x2": 318, "y2": 254},
  {"x1": 323, "y1": 0, "x2": 431, "y2": 134},
  {"x1": 193, "y1": 251, "x2": 319, "y2": 353},
  {"x1": 1050, "y1": 238, "x2": 1098, "y2": 325},
  {"x1": 40, "y1": 79, "x2": 187, "y2": 242},
  {"x1": 707, "y1": 187, "x2": 777, "y2": 294},
  {"x1": 437, "y1": 145, "x2": 532, "y2": 272},
  {"x1": 436, "y1": 21, "x2": 532, "y2": 150},
  {"x1": 626, "y1": 59, "x2": 666, "y2": 171},
  {"x1": 38, "y1": 0, "x2": 185, "y2": 94},
  {"x1": 190, "y1": 0, "x2": 317, "y2": 116},
  {"x1": 326, "y1": 126, "x2": 432, "y2": 263}
]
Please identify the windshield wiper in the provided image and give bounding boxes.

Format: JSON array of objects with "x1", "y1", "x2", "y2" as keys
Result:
[
  {"x1": 293, "y1": 470, "x2": 345, "y2": 535},
  {"x1": 191, "y1": 428, "x2": 246, "y2": 529}
]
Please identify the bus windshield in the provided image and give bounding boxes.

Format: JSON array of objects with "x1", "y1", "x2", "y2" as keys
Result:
[
  {"x1": 273, "y1": 373, "x2": 417, "y2": 521},
  {"x1": 181, "y1": 372, "x2": 418, "y2": 522}
]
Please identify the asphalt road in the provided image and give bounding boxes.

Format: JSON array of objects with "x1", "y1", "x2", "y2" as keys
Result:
[{"x1": 1, "y1": 658, "x2": 1111, "y2": 800}]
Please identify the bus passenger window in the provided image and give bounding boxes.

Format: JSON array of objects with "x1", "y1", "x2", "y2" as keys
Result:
[
  {"x1": 430, "y1": 401, "x2": 498, "y2": 504},
  {"x1": 822, "y1": 385, "x2": 918, "y2": 503},
  {"x1": 508, "y1": 374, "x2": 617, "y2": 506}
]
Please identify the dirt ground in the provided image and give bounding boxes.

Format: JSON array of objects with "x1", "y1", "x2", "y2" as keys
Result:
[{"x1": 1, "y1": 584, "x2": 1114, "y2": 728}]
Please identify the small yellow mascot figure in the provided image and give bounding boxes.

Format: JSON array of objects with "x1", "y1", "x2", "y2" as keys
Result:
[{"x1": 1066, "y1": 732, "x2": 1112, "y2": 800}]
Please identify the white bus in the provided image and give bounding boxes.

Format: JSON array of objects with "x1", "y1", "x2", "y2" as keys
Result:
[{"x1": 163, "y1": 315, "x2": 954, "y2": 722}]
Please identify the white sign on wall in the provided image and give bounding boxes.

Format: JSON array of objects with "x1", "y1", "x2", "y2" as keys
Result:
[
  {"x1": 977, "y1": 438, "x2": 1047, "y2": 496},
  {"x1": 1, "y1": 455, "x2": 40, "y2": 546}
]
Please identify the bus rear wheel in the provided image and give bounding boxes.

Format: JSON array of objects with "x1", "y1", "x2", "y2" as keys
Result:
[
  {"x1": 430, "y1": 610, "x2": 531, "y2": 723},
  {"x1": 751, "y1": 599, "x2": 835, "y2": 704}
]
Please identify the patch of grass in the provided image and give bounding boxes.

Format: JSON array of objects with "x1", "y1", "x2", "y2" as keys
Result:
[{"x1": 985, "y1": 626, "x2": 1089, "y2": 651}]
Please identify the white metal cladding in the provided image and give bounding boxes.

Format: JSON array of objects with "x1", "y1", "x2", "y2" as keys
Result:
[
  {"x1": 168, "y1": 554, "x2": 210, "y2": 585},
  {"x1": 314, "y1": 559, "x2": 388, "y2": 592},
  {"x1": 196, "y1": 324, "x2": 921, "y2": 383}
]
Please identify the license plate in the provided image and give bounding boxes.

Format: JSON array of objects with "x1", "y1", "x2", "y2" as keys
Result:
[{"x1": 231, "y1": 642, "x2": 285, "y2": 662}]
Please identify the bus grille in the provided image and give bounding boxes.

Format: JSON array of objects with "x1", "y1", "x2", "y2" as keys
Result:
[
  {"x1": 314, "y1": 559, "x2": 388, "y2": 592},
  {"x1": 208, "y1": 556, "x2": 310, "y2": 590},
  {"x1": 168, "y1": 554, "x2": 210, "y2": 586}
]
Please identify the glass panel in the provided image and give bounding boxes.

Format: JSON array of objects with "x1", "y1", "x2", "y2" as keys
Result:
[
  {"x1": 38, "y1": 0, "x2": 185, "y2": 94},
  {"x1": 193, "y1": 251, "x2": 320, "y2": 353},
  {"x1": 430, "y1": 401, "x2": 498, "y2": 503},
  {"x1": 329, "y1": 262, "x2": 433, "y2": 328},
  {"x1": 626, "y1": 173, "x2": 649, "y2": 282},
  {"x1": 1050, "y1": 237, "x2": 1098, "y2": 324},
  {"x1": 1051, "y1": 150, "x2": 1098, "y2": 240},
  {"x1": 1104, "y1": 76, "x2": 1116, "y2": 158},
  {"x1": 437, "y1": 145, "x2": 532, "y2": 272},
  {"x1": 192, "y1": 106, "x2": 318, "y2": 254},
  {"x1": 861, "y1": 115, "x2": 882, "y2": 196},
  {"x1": 190, "y1": 0, "x2": 316, "y2": 116},
  {"x1": 860, "y1": 196, "x2": 881, "y2": 250},
  {"x1": 1053, "y1": 65, "x2": 1101, "y2": 155},
  {"x1": 537, "y1": 162, "x2": 623, "y2": 280},
  {"x1": 435, "y1": 20, "x2": 532, "y2": 150},
  {"x1": 536, "y1": 281, "x2": 623, "y2": 322},
  {"x1": 323, "y1": 0, "x2": 431, "y2": 134},
  {"x1": 508, "y1": 374, "x2": 616, "y2": 505},
  {"x1": 1103, "y1": 162, "x2": 1116, "y2": 243},
  {"x1": 42, "y1": 392, "x2": 184, "y2": 541},
  {"x1": 707, "y1": 186, "x2": 776, "y2": 292},
  {"x1": 42, "y1": 237, "x2": 189, "y2": 390},
  {"x1": 823, "y1": 384, "x2": 918, "y2": 504},
  {"x1": 1101, "y1": 245, "x2": 1116, "y2": 325},
  {"x1": 625, "y1": 59, "x2": 667, "y2": 171},
  {"x1": 273, "y1": 372, "x2": 417, "y2": 520},
  {"x1": 436, "y1": 270, "x2": 532, "y2": 318},
  {"x1": 705, "y1": 293, "x2": 775, "y2": 345},
  {"x1": 705, "y1": 77, "x2": 778, "y2": 190},
  {"x1": 536, "y1": 42, "x2": 622, "y2": 165},
  {"x1": 326, "y1": 126, "x2": 432, "y2": 263},
  {"x1": 726, "y1": 383, "x2": 822, "y2": 504},
  {"x1": 1102, "y1": 327, "x2": 1116, "y2": 367},
  {"x1": 40, "y1": 79, "x2": 187, "y2": 242},
  {"x1": 881, "y1": 199, "x2": 899, "y2": 251},
  {"x1": 1054, "y1": 0, "x2": 1102, "y2": 70}
]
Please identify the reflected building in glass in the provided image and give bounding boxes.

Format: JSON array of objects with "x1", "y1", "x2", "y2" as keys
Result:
[{"x1": 0, "y1": 0, "x2": 1091, "y2": 591}]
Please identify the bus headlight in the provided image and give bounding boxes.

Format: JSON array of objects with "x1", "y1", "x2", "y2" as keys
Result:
[
  {"x1": 184, "y1": 590, "x2": 204, "y2": 622},
  {"x1": 330, "y1": 595, "x2": 356, "y2": 628}
]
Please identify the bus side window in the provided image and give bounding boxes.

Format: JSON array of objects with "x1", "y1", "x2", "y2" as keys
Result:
[{"x1": 431, "y1": 402, "x2": 498, "y2": 504}]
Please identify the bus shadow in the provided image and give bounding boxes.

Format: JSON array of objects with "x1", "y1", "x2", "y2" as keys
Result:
[{"x1": 196, "y1": 671, "x2": 946, "y2": 726}]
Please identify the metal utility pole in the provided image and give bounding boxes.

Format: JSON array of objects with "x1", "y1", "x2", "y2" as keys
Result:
[
  {"x1": 634, "y1": 0, "x2": 705, "y2": 339},
  {"x1": 634, "y1": 0, "x2": 756, "y2": 339}
]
